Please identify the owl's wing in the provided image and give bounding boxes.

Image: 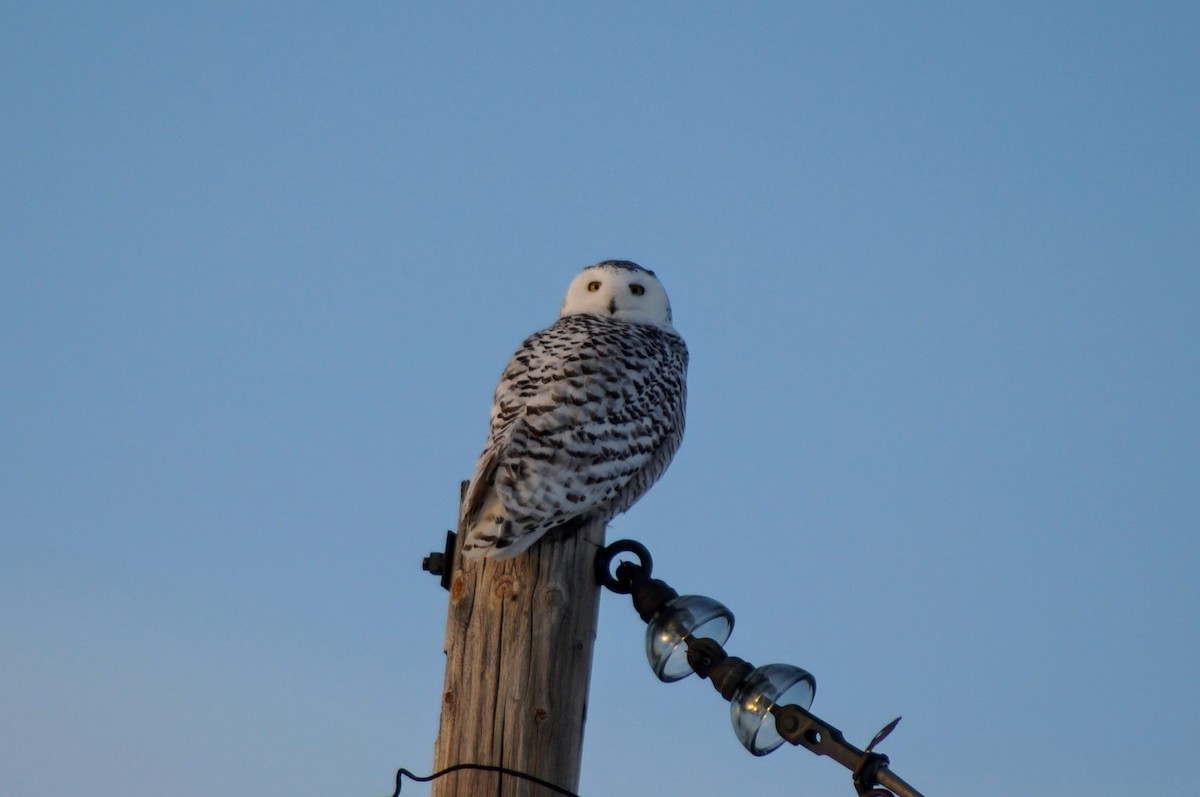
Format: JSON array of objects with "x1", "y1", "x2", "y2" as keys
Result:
[
  {"x1": 498, "y1": 395, "x2": 680, "y2": 526},
  {"x1": 461, "y1": 382, "x2": 525, "y2": 531},
  {"x1": 462, "y1": 316, "x2": 687, "y2": 557}
]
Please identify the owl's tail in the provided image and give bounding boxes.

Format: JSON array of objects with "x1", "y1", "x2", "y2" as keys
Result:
[{"x1": 460, "y1": 491, "x2": 522, "y2": 560}]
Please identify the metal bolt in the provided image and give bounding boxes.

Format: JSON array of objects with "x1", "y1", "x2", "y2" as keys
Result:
[{"x1": 423, "y1": 552, "x2": 446, "y2": 576}]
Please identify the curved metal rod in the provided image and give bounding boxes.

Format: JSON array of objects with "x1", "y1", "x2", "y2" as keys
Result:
[{"x1": 594, "y1": 538, "x2": 653, "y2": 593}]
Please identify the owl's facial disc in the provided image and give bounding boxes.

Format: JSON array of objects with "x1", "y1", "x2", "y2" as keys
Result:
[{"x1": 560, "y1": 260, "x2": 674, "y2": 329}]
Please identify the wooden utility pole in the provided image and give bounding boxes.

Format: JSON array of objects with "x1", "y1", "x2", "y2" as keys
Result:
[{"x1": 432, "y1": 485, "x2": 606, "y2": 797}]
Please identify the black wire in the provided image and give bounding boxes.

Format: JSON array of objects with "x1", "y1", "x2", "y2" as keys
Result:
[{"x1": 393, "y1": 763, "x2": 583, "y2": 797}]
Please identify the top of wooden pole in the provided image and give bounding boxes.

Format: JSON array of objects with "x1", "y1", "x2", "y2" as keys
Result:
[{"x1": 432, "y1": 483, "x2": 606, "y2": 797}]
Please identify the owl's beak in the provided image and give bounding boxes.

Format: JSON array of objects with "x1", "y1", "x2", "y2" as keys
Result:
[{"x1": 607, "y1": 298, "x2": 617, "y2": 315}]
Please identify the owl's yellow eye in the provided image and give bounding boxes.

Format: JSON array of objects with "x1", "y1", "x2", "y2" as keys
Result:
[
  {"x1": 629, "y1": 284, "x2": 645, "y2": 296},
  {"x1": 587, "y1": 281, "x2": 601, "y2": 292}
]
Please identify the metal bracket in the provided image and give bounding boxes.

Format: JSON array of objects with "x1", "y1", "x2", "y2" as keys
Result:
[
  {"x1": 773, "y1": 704, "x2": 924, "y2": 797},
  {"x1": 422, "y1": 530, "x2": 456, "y2": 591}
]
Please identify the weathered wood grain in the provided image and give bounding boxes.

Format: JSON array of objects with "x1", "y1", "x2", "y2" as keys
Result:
[{"x1": 432, "y1": 484, "x2": 605, "y2": 797}]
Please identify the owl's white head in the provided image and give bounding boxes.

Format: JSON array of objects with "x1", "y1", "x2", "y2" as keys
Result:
[{"x1": 559, "y1": 260, "x2": 675, "y2": 329}]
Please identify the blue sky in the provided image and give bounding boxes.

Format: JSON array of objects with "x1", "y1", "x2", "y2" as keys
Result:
[{"x1": 3, "y1": 2, "x2": 1197, "y2": 795}]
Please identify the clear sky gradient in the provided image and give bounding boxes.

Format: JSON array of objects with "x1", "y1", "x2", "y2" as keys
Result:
[{"x1": 3, "y1": 3, "x2": 1197, "y2": 796}]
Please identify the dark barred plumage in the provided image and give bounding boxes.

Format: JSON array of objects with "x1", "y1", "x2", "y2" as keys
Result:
[
  {"x1": 595, "y1": 259, "x2": 656, "y2": 276},
  {"x1": 461, "y1": 263, "x2": 687, "y2": 559}
]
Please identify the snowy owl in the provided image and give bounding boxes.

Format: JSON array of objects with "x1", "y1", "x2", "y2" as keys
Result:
[{"x1": 460, "y1": 260, "x2": 688, "y2": 560}]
